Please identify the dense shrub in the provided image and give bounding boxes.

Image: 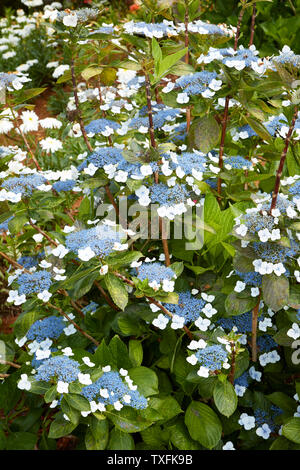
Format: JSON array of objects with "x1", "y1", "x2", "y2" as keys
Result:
[{"x1": 0, "y1": 0, "x2": 299, "y2": 451}]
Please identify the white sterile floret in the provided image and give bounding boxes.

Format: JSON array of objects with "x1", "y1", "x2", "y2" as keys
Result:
[
  {"x1": 100, "y1": 265, "x2": 108, "y2": 275},
  {"x1": 35, "y1": 348, "x2": 51, "y2": 360},
  {"x1": 123, "y1": 394, "x2": 131, "y2": 404},
  {"x1": 234, "y1": 281, "x2": 246, "y2": 293},
  {"x1": 188, "y1": 339, "x2": 207, "y2": 350},
  {"x1": 78, "y1": 247, "x2": 96, "y2": 261},
  {"x1": 37, "y1": 290, "x2": 52, "y2": 302},
  {"x1": 202, "y1": 303, "x2": 217, "y2": 317},
  {"x1": 287, "y1": 323, "x2": 300, "y2": 340},
  {"x1": 238, "y1": 413, "x2": 255, "y2": 430},
  {"x1": 273, "y1": 263, "x2": 286, "y2": 276},
  {"x1": 249, "y1": 366, "x2": 262, "y2": 382},
  {"x1": 197, "y1": 366, "x2": 210, "y2": 377},
  {"x1": 162, "y1": 279, "x2": 175, "y2": 292},
  {"x1": 149, "y1": 303, "x2": 160, "y2": 313},
  {"x1": 84, "y1": 163, "x2": 98, "y2": 176},
  {"x1": 186, "y1": 354, "x2": 198, "y2": 365},
  {"x1": 258, "y1": 317, "x2": 272, "y2": 332},
  {"x1": 258, "y1": 228, "x2": 271, "y2": 242},
  {"x1": 78, "y1": 373, "x2": 92, "y2": 385},
  {"x1": 57, "y1": 381, "x2": 69, "y2": 394},
  {"x1": 39, "y1": 260, "x2": 52, "y2": 268},
  {"x1": 33, "y1": 233, "x2": 43, "y2": 243},
  {"x1": 63, "y1": 225, "x2": 75, "y2": 233},
  {"x1": 195, "y1": 316, "x2": 211, "y2": 331},
  {"x1": 152, "y1": 314, "x2": 169, "y2": 330},
  {"x1": 17, "y1": 374, "x2": 31, "y2": 391},
  {"x1": 201, "y1": 292, "x2": 215, "y2": 302},
  {"x1": 62, "y1": 347, "x2": 74, "y2": 356},
  {"x1": 63, "y1": 324, "x2": 76, "y2": 336},
  {"x1": 162, "y1": 81, "x2": 175, "y2": 93},
  {"x1": 235, "y1": 385, "x2": 246, "y2": 397},
  {"x1": 222, "y1": 441, "x2": 235, "y2": 450},
  {"x1": 7, "y1": 290, "x2": 26, "y2": 305},
  {"x1": 113, "y1": 401, "x2": 123, "y2": 411},
  {"x1": 52, "y1": 244, "x2": 69, "y2": 258},
  {"x1": 135, "y1": 185, "x2": 151, "y2": 206},
  {"x1": 256, "y1": 424, "x2": 271, "y2": 439},
  {"x1": 82, "y1": 357, "x2": 95, "y2": 367},
  {"x1": 176, "y1": 92, "x2": 189, "y2": 104},
  {"x1": 259, "y1": 350, "x2": 280, "y2": 366},
  {"x1": 236, "y1": 224, "x2": 248, "y2": 237},
  {"x1": 251, "y1": 287, "x2": 260, "y2": 297},
  {"x1": 63, "y1": 13, "x2": 78, "y2": 28},
  {"x1": 15, "y1": 336, "x2": 27, "y2": 347},
  {"x1": 170, "y1": 314, "x2": 185, "y2": 329}
]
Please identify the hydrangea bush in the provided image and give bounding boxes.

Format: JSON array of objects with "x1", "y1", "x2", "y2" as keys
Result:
[{"x1": 0, "y1": 0, "x2": 299, "y2": 451}]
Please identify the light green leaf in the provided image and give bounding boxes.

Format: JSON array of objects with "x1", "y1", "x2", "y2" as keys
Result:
[
  {"x1": 105, "y1": 273, "x2": 128, "y2": 311},
  {"x1": 185, "y1": 401, "x2": 222, "y2": 449},
  {"x1": 282, "y1": 418, "x2": 300, "y2": 444},
  {"x1": 213, "y1": 380, "x2": 238, "y2": 417}
]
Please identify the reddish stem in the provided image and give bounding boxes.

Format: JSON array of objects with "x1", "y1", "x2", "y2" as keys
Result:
[
  {"x1": 228, "y1": 342, "x2": 236, "y2": 384},
  {"x1": 251, "y1": 294, "x2": 261, "y2": 362},
  {"x1": 249, "y1": 3, "x2": 257, "y2": 46},
  {"x1": 217, "y1": 96, "x2": 230, "y2": 199},
  {"x1": 269, "y1": 106, "x2": 298, "y2": 213},
  {"x1": 70, "y1": 58, "x2": 93, "y2": 153}
]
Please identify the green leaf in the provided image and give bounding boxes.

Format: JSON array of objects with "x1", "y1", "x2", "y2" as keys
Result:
[
  {"x1": 185, "y1": 401, "x2": 222, "y2": 449},
  {"x1": 100, "y1": 68, "x2": 117, "y2": 86},
  {"x1": 129, "y1": 340, "x2": 143, "y2": 367},
  {"x1": 147, "y1": 396, "x2": 182, "y2": 421},
  {"x1": 108, "y1": 428, "x2": 135, "y2": 450},
  {"x1": 118, "y1": 60, "x2": 141, "y2": 71},
  {"x1": 60, "y1": 397, "x2": 81, "y2": 425},
  {"x1": 64, "y1": 393, "x2": 91, "y2": 412},
  {"x1": 85, "y1": 417, "x2": 109, "y2": 450},
  {"x1": 185, "y1": 265, "x2": 211, "y2": 275},
  {"x1": 169, "y1": 61, "x2": 195, "y2": 76},
  {"x1": 157, "y1": 48, "x2": 188, "y2": 79},
  {"x1": 106, "y1": 251, "x2": 142, "y2": 267},
  {"x1": 169, "y1": 417, "x2": 202, "y2": 450},
  {"x1": 14, "y1": 311, "x2": 40, "y2": 338},
  {"x1": 94, "y1": 339, "x2": 114, "y2": 366},
  {"x1": 107, "y1": 407, "x2": 152, "y2": 433},
  {"x1": 81, "y1": 66, "x2": 103, "y2": 81},
  {"x1": 267, "y1": 392, "x2": 296, "y2": 413},
  {"x1": 0, "y1": 429, "x2": 6, "y2": 450},
  {"x1": 28, "y1": 378, "x2": 51, "y2": 395},
  {"x1": 44, "y1": 386, "x2": 57, "y2": 404},
  {"x1": 282, "y1": 418, "x2": 300, "y2": 444},
  {"x1": 48, "y1": 414, "x2": 78, "y2": 439},
  {"x1": 8, "y1": 215, "x2": 28, "y2": 235},
  {"x1": 262, "y1": 274, "x2": 289, "y2": 312},
  {"x1": 213, "y1": 380, "x2": 238, "y2": 417},
  {"x1": 188, "y1": 115, "x2": 220, "y2": 154},
  {"x1": 128, "y1": 367, "x2": 159, "y2": 397},
  {"x1": 105, "y1": 273, "x2": 128, "y2": 311},
  {"x1": 109, "y1": 335, "x2": 132, "y2": 370},
  {"x1": 244, "y1": 116, "x2": 272, "y2": 142},
  {"x1": 225, "y1": 292, "x2": 257, "y2": 316},
  {"x1": 56, "y1": 70, "x2": 72, "y2": 84},
  {"x1": 14, "y1": 87, "x2": 46, "y2": 104},
  {"x1": 68, "y1": 270, "x2": 100, "y2": 300},
  {"x1": 152, "y1": 37, "x2": 162, "y2": 74},
  {"x1": 6, "y1": 432, "x2": 37, "y2": 450}
]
